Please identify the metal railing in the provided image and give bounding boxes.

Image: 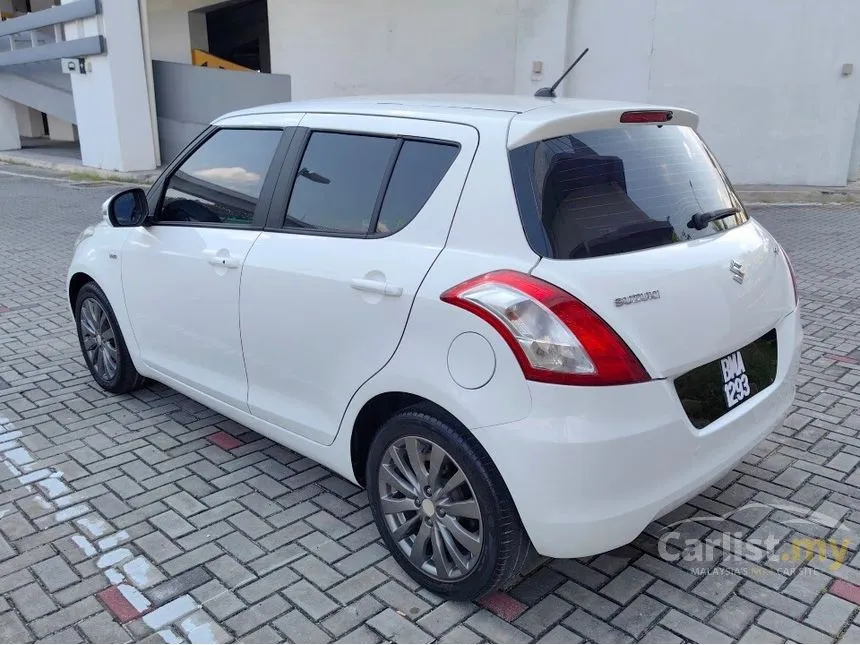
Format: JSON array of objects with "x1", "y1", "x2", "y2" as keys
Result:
[{"x1": 0, "y1": 0, "x2": 104, "y2": 67}]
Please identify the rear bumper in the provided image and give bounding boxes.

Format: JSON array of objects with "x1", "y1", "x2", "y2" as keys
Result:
[{"x1": 472, "y1": 308, "x2": 802, "y2": 558}]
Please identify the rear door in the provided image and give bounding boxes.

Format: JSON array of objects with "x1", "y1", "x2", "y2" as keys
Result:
[
  {"x1": 240, "y1": 114, "x2": 478, "y2": 445},
  {"x1": 509, "y1": 120, "x2": 797, "y2": 381}
]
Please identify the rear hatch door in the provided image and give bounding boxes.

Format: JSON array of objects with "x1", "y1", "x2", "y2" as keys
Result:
[{"x1": 509, "y1": 115, "x2": 796, "y2": 380}]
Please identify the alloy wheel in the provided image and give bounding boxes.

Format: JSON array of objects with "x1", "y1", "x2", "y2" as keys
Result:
[
  {"x1": 79, "y1": 297, "x2": 119, "y2": 382},
  {"x1": 378, "y1": 436, "x2": 483, "y2": 581}
]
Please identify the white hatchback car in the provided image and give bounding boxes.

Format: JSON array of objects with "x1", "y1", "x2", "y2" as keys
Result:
[{"x1": 68, "y1": 95, "x2": 801, "y2": 600}]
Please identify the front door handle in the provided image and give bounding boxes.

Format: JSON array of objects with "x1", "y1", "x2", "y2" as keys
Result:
[
  {"x1": 208, "y1": 256, "x2": 240, "y2": 269},
  {"x1": 350, "y1": 278, "x2": 403, "y2": 297}
]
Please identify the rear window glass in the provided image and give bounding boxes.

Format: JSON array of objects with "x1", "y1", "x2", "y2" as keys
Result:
[{"x1": 508, "y1": 125, "x2": 749, "y2": 259}]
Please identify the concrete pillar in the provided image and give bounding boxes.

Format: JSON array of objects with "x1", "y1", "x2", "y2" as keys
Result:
[
  {"x1": 47, "y1": 115, "x2": 77, "y2": 141},
  {"x1": 15, "y1": 103, "x2": 45, "y2": 138},
  {"x1": 0, "y1": 96, "x2": 21, "y2": 150},
  {"x1": 514, "y1": 0, "x2": 573, "y2": 97},
  {"x1": 62, "y1": 0, "x2": 158, "y2": 171}
]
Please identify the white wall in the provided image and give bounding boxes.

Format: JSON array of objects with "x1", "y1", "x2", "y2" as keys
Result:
[
  {"x1": 567, "y1": 0, "x2": 860, "y2": 186},
  {"x1": 147, "y1": 0, "x2": 216, "y2": 63},
  {"x1": 47, "y1": 115, "x2": 76, "y2": 141},
  {"x1": 15, "y1": 104, "x2": 44, "y2": 138},
  {"x1": 268, "y1": 0, "x2": 521, "y2": 100},
  {"x1": 63, "y1": 0, "x2": 158, "y2": 170}
]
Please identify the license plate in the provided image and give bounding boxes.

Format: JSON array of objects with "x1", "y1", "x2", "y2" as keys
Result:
[
  {"x1": 720, "y1": 350, "x2": 751, "y2": 408},
  {"x1": 673, "y1": 329, "x2": 778, "y2": 429}
]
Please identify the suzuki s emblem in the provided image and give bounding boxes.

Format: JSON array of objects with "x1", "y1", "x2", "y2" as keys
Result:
[{"x1": 729, "y1": 260, "x2": 745, "y2": 284}]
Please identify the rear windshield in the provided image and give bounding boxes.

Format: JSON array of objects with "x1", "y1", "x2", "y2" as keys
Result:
[{"x1": 508, "y1": 125, "x2": 749, "y2": 259}]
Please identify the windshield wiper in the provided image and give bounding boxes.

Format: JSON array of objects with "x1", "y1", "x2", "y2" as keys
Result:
[{"x1": 687, "y1": 207, "x2": 740, "y2": 230}]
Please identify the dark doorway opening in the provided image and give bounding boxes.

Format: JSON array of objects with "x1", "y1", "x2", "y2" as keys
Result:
[{"x1": 205, "y1": 0, "x2": 270, "y2": 73}]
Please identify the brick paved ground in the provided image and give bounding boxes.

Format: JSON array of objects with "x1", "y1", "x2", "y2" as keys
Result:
[{"x1": 2, "y1": 164, "x2": 860, "y2": 643}]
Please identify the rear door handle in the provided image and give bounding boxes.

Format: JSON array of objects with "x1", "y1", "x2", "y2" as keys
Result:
[
  {"x1": 350, "y1": 278, "x2": 403, "y2": 297},
  {"x1": 208, "y1": 256, "x2": 240, "y2": 269}
]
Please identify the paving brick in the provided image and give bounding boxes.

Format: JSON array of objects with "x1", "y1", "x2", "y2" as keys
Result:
[
  {"x1": 225, "y1": 594, "x2": 290, "y2": 637},
  {"x1": 601, "y1": 566, "x2": 654, "y2": 604},
  {"x1": 640, "y1": 625, "x2": 684, "y2": 643},
  {"x1": 611, "y1": 594, "x2": 667, "y2": 638},
  {"x1": 556, "y1": 580, "x2": 620, "y2": 619},
  {"x1": 515, "y1": 594, "x2": 574, "y2": 637},
  {"x1": 535, "y1": 624, "x2": 584, "y2": 644},
  {"x1": 327, "y1": 566, "x2": 387, "y2": 605},
  {"x1": 30, "y1": 596, "x2": 102, "y2": 638},
  {"x1": 32, "y1": 554, "x2": 80, "y2": 592},
  {"x1": 416, "y1": 600, "x2": 476, "y2": 637},
  {"x1": 284, "y1": 580, "x2": 339, "y2": 621},
  {"x1": 334, "y1": 625, "x2": 383, "y2": 644},
  {"x1": 190, "y1": 580, "x2": 245, "y2": 621},
  {"x1": 34, "y1": 626, "x2": 83, "y2": 644},
  {"x1": 217, "y1": 531, "x2": 264, "y2": 563},
  {"x1": 758, "y1": 608, "x2": 830, "y2": 642},
  {"x1": 10, "y1": 581, "x2": 58, "y2": 620},
  {"x1": 149, "y1": 509, "x2": 194, "y2": 539},
  {"x1": 367, "y1": 607, "x2": 433, "y2": 644},
  {"x1": 710, "y1": 595, "x2": 762, "y2": 637},
  {"x1": 162, "y1": 544, "x2": 223, "y2": 577},
  {"x1": 737, "y1": 580, "x2": 808, "y2": 619},
  {"x1": 322, "y1": 595, "x2": 384, "y2": 638},
  {"x1": 273, "y1": 609, "x2": 332, "y2": 643},
  {"x1": 0, "y1": 610, "x2": 32, "y2": 643},
  {"x1": 164, "y1": 491, "x2": 207, "y2": 517},
  {"x1": 373, "y1": 580, "x2": 431, "y2": 618},
  {"x1": 660, "y1": 608, "x2": 733, "y2": 643},
  {"x1": 206, "y1": 553, "x2": 255, "y2": 587},
  {"x1": 78, "y1": 611, "x2": 130, "y2": 643},
  {"x1": 805, "y1": 593, "x2": 855, "y2": 635},
  {"x1": 135, "y1": 530, "x2": 182, "y2": 563}
]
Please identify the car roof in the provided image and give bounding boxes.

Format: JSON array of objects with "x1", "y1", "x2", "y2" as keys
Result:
[
  {"x1": 213, "y1": 94, "x2": 700, "y2": 150},
  {"x1": 214, "y1": 93, "x2": 678, "y2": 123}
]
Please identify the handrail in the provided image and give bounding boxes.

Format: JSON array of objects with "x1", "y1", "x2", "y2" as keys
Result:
[
  {"x1": 0, "y1": 0, "x2": 99, "y2": 38},
  {"x1": 0, "y1": 34, "x2": 103, "y2": 66}
]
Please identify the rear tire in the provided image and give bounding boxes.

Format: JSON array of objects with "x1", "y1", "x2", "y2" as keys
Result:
[
  {"x1": 74, "y1": 282, "x2": 145, "y2": 394},
  {"x1": 366, "y1": 404, "x2": 530, "y2": 600}
]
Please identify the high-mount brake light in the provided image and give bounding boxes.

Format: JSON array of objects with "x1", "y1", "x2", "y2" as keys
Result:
[
  {"x1": 440, "y1": 270, "x2": 650, "y2": 386},
  {"x1": 620, "y1": 110, "x2": 674, "y2": 124}
]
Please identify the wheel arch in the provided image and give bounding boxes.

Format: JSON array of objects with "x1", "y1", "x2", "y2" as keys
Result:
[
  {"x1": 68, "y1": 271, "x2": 95, "y2": 311},
  {"x1": 350, "y1": 391, "x2": 465, "y2": 486}
]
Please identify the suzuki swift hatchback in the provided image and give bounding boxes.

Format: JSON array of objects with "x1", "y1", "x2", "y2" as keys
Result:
[{"x1": 68, "y1": 95, "x2": 801, "y2": 600}]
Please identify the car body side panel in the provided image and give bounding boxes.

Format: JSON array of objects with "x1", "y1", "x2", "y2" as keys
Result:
[{"x1": 67, "y1": 221, "x2": 145, "y2": 371}]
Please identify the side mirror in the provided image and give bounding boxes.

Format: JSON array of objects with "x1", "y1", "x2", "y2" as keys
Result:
[{"x1": 103, "y1": 188, "x2": 149, "y2": 227}]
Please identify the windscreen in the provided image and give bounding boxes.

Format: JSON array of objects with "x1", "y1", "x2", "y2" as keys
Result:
[{"x1": 508, "y1": 125, "x2": 749, "y2": 259}]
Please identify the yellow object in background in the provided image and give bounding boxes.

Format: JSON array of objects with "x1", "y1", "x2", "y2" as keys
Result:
[{"x1": 191, "y1": 49, "x2": 253, "y2": 72}]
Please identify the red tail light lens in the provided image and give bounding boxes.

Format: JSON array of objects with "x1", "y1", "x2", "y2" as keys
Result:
[
  {"x1": 441, "y1": 270, "x2": 650, "y2": 386},
  {"x1": 780, "y1": 245, "x2": 799, "y2": 306},
  {"x1": 620, "y1": 110, "x2": 674, "y2": 123}
]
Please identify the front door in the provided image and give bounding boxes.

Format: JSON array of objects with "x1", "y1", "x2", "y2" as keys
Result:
[
  {"x1": 240, "y1": 114, "x2": 479, "y2": 444},
  {"x1": 121, "y1": 125, "x2": 289, "y2": 409}
]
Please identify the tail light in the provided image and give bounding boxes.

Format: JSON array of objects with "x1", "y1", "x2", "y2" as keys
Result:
[
  {"x1": 779, "y1": 245, "x2": 799, "y2": 306},
  {"x1": 440, "y1": 270, "x2": 649, "y2": 386}
]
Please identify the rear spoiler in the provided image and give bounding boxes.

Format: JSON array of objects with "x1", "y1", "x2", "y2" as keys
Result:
[{"x1": 507, "y1": 104, "x2": 699, "y2": 150}]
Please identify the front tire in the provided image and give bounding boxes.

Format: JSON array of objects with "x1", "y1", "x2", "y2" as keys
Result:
[
  {"x1": 75, "y1": 282, "x2": 145, "y2": 394},
  {"x1": 366, "y1": 405, "x2": 530, "y2": 600}
]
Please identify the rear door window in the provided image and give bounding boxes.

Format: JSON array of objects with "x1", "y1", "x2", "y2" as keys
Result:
[{"x1": 508, "y1": 125, "x2": 748, "y2": 259}]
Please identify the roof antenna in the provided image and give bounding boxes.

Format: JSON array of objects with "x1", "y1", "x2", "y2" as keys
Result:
[{"x1": 534, "y1": 48, "x2": 589, "y2": 98}]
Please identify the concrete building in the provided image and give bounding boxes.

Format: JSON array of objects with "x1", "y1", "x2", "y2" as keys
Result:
[{"x1": 1, "y1": 0, "x2": 859, "y2": 186}]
